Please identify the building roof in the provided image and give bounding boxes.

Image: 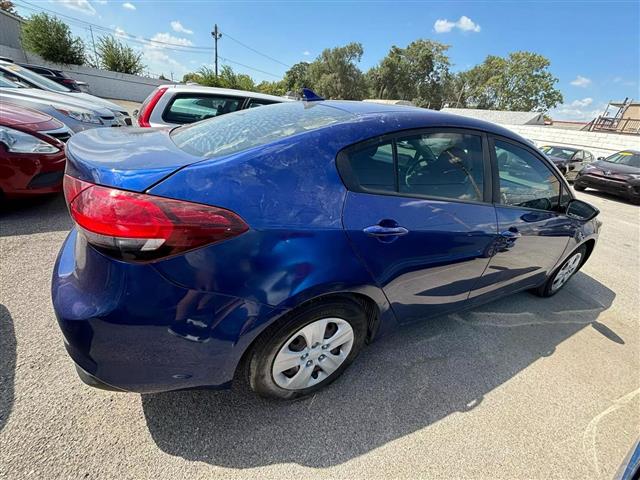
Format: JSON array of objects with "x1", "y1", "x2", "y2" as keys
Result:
[{"x1": 440, "y1": 107, "x2": 545, "y2": 125}]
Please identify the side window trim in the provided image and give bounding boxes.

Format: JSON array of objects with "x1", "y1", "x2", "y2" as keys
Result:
[
  {"x1": 487, "y1": 134, "x2": 572, "y2": 212},
  {"x1": 337, "y1": 127, "x2": 492, "y2": 206}
]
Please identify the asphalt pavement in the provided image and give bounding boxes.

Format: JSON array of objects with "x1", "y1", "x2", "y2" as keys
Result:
[{"x1": 0, "y1": 189, "x2": 638, "y2": 479}]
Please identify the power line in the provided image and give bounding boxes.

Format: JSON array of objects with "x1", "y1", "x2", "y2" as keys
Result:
[
  {"x1": 218, "y1": 56, "x2": 281, "y2": 78},
  {"x1": 222, "y1": 31, "x2": 291, "y2": 69},
  {"x1": 14, "y1": 0, "x2": 287, "y2": 78}
]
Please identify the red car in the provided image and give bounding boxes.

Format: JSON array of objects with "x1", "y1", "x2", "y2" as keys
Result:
[{"x1": 0, "y1": 103, "x2": 71, "y2": 198}]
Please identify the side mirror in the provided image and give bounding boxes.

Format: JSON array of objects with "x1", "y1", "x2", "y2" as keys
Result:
[
  {"x1": 132, "y1": 109, "x2": 139, "y2": 118},
  {"x1": 597, "y1": 156, "x2": 605, "y2": 161},
  {"x1": 566, "y1": 199, "x2": 599, "y2": 221}
]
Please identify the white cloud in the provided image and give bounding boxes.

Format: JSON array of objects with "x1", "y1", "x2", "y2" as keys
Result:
[
  {"x1": 150, "y1": 32, "x2": 193, "y2": 48},
  {"x1": 302, "y1": 50, "x2": 311, "y2": 56},
  {"x1": 171, "y1": 21, "x2": 193, "y2": 35},
  {"x1": 114, "y1": 26, "x2": 127, "y2": 38},
  {"x1": 551, "y1": 99, "x2": 603, "y2": 121},
  {"x1": 434, "y1": 16, "x2": 480, "y2": 33},
  {"x1": 568, "y1": 97, "x2": 593, "y2": 108},
  {"x1": 570, "y1": 75, "x2": 591, "y2": 87},
  {"x1": 56, "y1": 0, "x2": 96, "y2": 15},
  {"x1": 143, "y1": 49, "x2": 187, "y2": 78},
  {"x1": 95, "y1": 0, "x2": 108, "y2": 4},
  {"x1": 122, "y1": 2, "x2": 136, "y2": 10}
]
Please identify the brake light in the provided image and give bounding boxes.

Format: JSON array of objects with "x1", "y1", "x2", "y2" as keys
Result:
[
  {"x1": 63, "y1": 175, "x2": 249, "y2": 261},
  {"x1": 137, "y1": 86, "x2": 168, "y2": 127}
]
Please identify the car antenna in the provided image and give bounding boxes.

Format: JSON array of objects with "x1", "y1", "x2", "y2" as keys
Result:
[{"x1": 301, "y1": 88, "x2": 324, "y2": 102}]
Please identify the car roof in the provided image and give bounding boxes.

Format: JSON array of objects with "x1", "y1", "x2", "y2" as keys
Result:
[
  {"x1": 542, "y1": 144, "x2": 579, "y2": 150},
  {"x1": 318, "y1": 100, "x2": 533, "y2": 145},
  {"x1": 17, "y1": 63, "x2": 62, "y2": 73},
  {"x1": 163, "y1": 84, "x2": 290, "y2": 102}
]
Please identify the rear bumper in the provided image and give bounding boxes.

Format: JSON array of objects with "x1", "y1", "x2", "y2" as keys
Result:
[{"x1": 52, "y1": 230, "x2": 283, "y2": 393}]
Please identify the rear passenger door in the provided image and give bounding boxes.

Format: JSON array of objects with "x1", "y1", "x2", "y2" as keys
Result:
[
  {"x1": 340, "y1": 129, "x2": 497, "y2": 322},
  {"x1": 162, "y1": 93, "x2": 243, "y2": 124}
]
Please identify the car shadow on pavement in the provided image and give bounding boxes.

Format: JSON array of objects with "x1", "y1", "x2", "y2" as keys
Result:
[
  {"x1": 142, "y1": 271, "x2": 617, "y2": 468},
  {"x1": 0, "y1": 305, "x2": 16, "y2": 433},
  {"x1": 0, "y1": 194, "x2": 71, "y2": 237}
]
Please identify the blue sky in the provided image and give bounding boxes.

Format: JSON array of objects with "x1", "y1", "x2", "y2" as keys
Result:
[{"x1": 13, "y1": 0, "x2": 640, "y2": 120}]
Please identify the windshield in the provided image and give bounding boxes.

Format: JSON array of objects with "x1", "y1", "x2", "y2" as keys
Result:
[
  {"x1": 604, "y1": 151, "x2": 640, "y2": 168},
  {"x1": 0, "y1": 63, "x2": 71, "y2": 93},
  {"x1": 171, "y1": 102, "x2": 353, "y2": 158},
  {"x1": 540, "y1": 146, "x2": 577, "y2": 159}
]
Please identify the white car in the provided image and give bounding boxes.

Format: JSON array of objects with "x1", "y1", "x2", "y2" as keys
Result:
[{"x1": 136, "y1": 84, "x2": 290, "y2": 127}]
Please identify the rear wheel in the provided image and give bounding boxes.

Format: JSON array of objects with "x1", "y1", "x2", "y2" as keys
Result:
[
  {"x1": 248, "y1": 298, "x2": 367, "y2": 399},
  {"x1": 534, "y1": 245, "x2": 586, "y2": 297}
]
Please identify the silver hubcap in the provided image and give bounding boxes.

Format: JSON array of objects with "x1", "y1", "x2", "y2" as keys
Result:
[
  {"x1": 272, "y1": 317, "x2": 354, "y2": 390},
  {"x1": 551, "y1": 252, "x2": 582, "y2": 292}
]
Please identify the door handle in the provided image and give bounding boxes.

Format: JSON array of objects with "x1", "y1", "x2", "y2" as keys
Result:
[{"x1": 363, "y1": 225, "x2": 409, "y2": 237}]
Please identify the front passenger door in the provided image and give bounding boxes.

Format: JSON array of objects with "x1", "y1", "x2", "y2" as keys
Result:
[{"x1": 472, "y1": 138, "x2": 575, "y2": 299}]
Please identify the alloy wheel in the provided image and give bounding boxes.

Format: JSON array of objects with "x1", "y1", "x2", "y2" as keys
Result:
[{"x1": 551, "y1": 252, "x2": 582, "y2": 292}]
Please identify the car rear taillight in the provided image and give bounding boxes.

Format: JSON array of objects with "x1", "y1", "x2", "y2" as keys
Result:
[
  {"x1": 63, "y1": 175, "x2": 249, "y2": 261},
  {"x1": 137, "y1": 86, "x2": 168, "y2": 127}
]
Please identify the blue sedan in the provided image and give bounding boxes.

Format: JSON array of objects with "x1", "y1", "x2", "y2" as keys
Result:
[{"x1": 52, "y1": 100, "x2": 600, "y2": 399}]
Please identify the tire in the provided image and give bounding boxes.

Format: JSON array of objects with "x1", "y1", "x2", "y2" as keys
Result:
[
  {"x1": 533, "y1": 245, "x2": 587, "y2": 297},
  {"x1": 247, "y1": 297, "x2": 368, "y2": 399},
  {"x1": 573, "y1": 184, "x2": 586, "y2": 192}
]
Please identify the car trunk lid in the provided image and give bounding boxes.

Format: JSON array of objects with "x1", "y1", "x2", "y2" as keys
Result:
[{"x1": 65, "y1": 126, "x2": 202, "y2": 192}]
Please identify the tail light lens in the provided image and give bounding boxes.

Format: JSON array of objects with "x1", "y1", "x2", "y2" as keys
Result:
[
  {"x1": 63, "y1": 175, "x2": 249, "y2": 262},
  {"x1": 137, "y1": 86, "x2": 168, "y2": 127}
]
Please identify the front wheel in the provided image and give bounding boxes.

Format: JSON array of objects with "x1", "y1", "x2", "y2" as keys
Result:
[
  {"x1": 534, "y1": 245, "x2": 586, "y2": 297},
  {"x1": 573, "y1": 183, "x2": 586, "y2": 191},
  {"x1": 247, "y1": 298, "x2": 367, "y2": 399}
]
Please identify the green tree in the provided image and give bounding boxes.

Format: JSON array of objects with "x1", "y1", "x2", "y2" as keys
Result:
[
  {"x1": 96, "y1": 35, "x2": 145, "y2": 75},
  {"x1": 459, "y1": 52, "x2": 563, "y2": 112},
  {"x1": 256, "y1": 80, "x2": 286, "y2": 96},
  {"x1": 307, "y1": 43, "x2": 367, "y2": 99},
  {"x1": 182, "y1": 71, "x2": 202, "y2": 83},
  {"x1": 283, "y1": 62, "x2": 311, "y2": 92},
  {"x1": 188, "y1": 65, "x2": 257, "y2": 91},
  {"x1": 21, "y1": 13, "x2": 85, "y2": 65},
  {"x1": 366, "y1": 39, "x2": 452, "y2": 108}
]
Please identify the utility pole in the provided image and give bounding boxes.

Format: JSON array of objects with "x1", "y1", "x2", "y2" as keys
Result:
[
  {"x1": 89, "y1": 26, "x2": 98, "y2": 66},
  {"x1": 211, "y1": 24, "x2": 222, "y2": 76}
]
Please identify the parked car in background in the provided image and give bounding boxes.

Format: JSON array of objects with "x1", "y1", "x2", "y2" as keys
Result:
[
  {"x1": 0, "y1": 76, "x2": 125, "y2": 132},
  {"x1": 574, "y1": 150, "x2": 640, "y2": 204},
  {"x1": 17, "y1": 62, "x2": 90, "y2": 93},
  {"x1": 0, "y1": 103, "x2": 70, "y2": 198},
  {"x1": 53, "y1": 101, "x2": 600, "y2": 399},
  {"x1": 136, "y1": 84, "x2": 289, "y2": 127},
  {"x1": 0, "y1": 60, "x2": 132, "y2": 124},
  {"x1": 539, "y1": 145, "x2": 595, "y2": 180}
]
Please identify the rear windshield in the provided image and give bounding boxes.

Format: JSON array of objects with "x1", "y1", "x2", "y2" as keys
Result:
[{"x1": 170, "y1": 102, "x2": 353, "y2": 158}]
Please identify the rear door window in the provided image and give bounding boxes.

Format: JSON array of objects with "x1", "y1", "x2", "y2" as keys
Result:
[{"x1": 163, "y1": 94, "x2": 243, "y2": 124}]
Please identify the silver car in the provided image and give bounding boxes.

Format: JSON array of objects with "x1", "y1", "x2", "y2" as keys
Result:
[
  {"x1": 136, "y1": 84, "x2": 289, "y2": 127},
  {"x1": 0, "y1": 60, "x2": 131, "y2": 125},
  {"x1": 0, "y1": 77, "x2": 123, "y2": 132}
]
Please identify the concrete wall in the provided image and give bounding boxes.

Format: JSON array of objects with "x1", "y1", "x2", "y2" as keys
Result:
[
  {"x1": 0, "y1": 10, "x2": 22, "y2": 50},
  {"x1": 0, "y1": 44, "x2": 177, "y2": 102},
  {"x1": 501, "y1": 124, "x2": 640, "y2": 158}
]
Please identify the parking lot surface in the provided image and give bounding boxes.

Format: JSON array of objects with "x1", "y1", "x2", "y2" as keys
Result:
[{"x1": 0, "y1": 189, "x2": 638, "y2": 479}]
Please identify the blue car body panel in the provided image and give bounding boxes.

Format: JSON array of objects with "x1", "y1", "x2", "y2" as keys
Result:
[{"x1": 52, "y1": 101, "x2": 599, "y2": 392}]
